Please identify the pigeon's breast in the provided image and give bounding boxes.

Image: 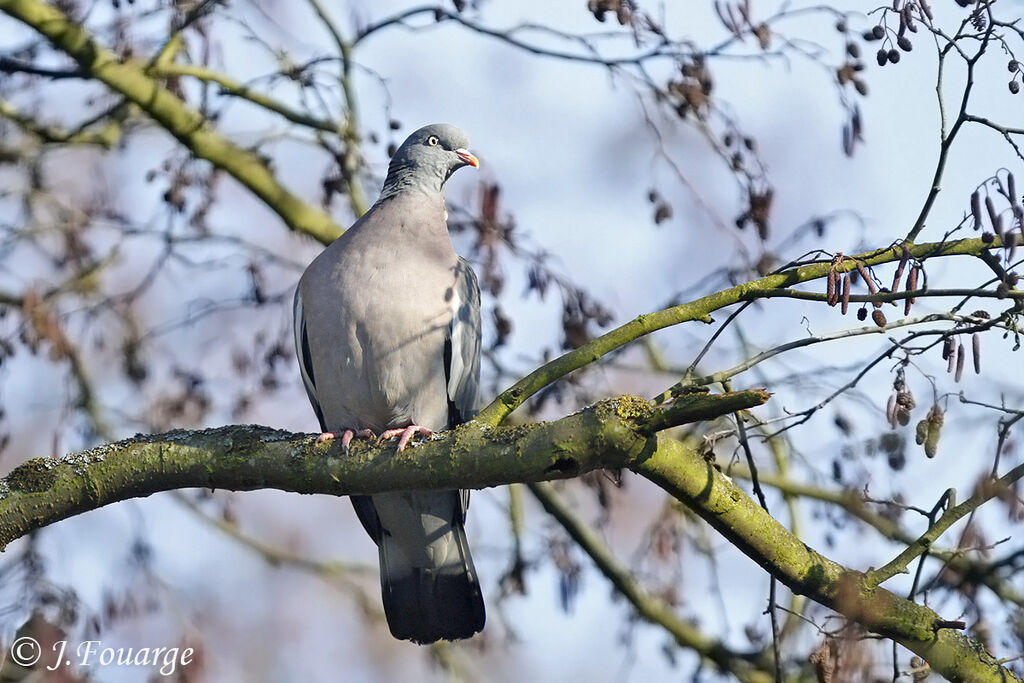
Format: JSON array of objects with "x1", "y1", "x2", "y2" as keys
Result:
[{"x1": 300, "y1": 216, "x2": 461, "y2": 432}]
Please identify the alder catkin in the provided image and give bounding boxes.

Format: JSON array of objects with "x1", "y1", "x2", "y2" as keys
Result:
[
  {"x1": 955, "y1": 343, "x2": 965, "y2": 382},
  {"x1": 841, "y1": 274, "x2": 851, "y2": 314},
  {"x1": 972, "y1": 333, "x2": 981, "y2": 374},
  {"x1": 857, "y1": 262, "x2": 873, "y2": 290},
  {"x1": 905, "y1": 264, "x2": 919, "y2": 316},
  {"x1": 986, "y1": 195, "x2": 999, "y2": 229},
  {"x1": 892, "y1": 248, "x2": 909, "y2": 294},
  {"x1": 971, "y1": 190, "x2": 983, "y2": 230}
]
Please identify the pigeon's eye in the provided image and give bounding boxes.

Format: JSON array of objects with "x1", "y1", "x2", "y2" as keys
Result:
[{"x1": 427, "y1": 135, "x2": 439, "y2": 146}]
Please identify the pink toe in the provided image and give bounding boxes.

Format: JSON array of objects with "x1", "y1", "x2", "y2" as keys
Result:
[{"x1": 396, "y1": 425, "x2": 433, "y2": 452}]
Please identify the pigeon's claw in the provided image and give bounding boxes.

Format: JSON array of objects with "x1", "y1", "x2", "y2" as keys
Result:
[
  {"x1": 379, "y1": 425, "x2": 434, "y2": 452},
  {"x1": 318, "y1": 428, "x2": 376, "y2": 457}
]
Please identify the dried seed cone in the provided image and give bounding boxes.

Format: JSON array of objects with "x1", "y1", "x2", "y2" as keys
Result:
[
  {"x1": 924, "y1": 406, "x2": 944, "y2": 458},
  {"x1": 872, "y1": 309, "x2": 887, "y2": 327},
  {"x1": 915, "y1": 419, "x2": 929, "y2": 445},
  {"x1": 897, "y1": 407, "x2": 911, "y2": 427},
  {"x1": 897, "y1": 390, "x2": 916, "y2": 411}
]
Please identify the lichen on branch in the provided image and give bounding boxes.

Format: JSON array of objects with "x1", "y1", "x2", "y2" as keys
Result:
[{"x1": 0, "y1": 392, "x2": 767, "y2": 550}]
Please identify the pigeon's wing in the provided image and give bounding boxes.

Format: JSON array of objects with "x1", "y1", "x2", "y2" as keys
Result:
[{"x1": 445, "y1": 257, "x2": 482, "y2": 427}]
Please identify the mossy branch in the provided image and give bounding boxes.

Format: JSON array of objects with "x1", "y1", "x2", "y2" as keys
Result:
[
  {"x1": 638, "y1": 390, "x2": 770, "y2": 433},
  {"x1": 477, "y1": 236, "x2": 1011, "y2": 427},
  {"x1": 151, "y1": 63, "x2": 342, "y2": 134},
  {"x1": 0, "y1": 382, "x2": 1009, "y2": 679},
  {"x1": 0, "y1": 394, "x2": 765, "y2": 550},
  {"x1": 636, "y1": 437, "x2": 1021, "y2": 683},
  {"x1": 0, "y1": 0, "x2": 342, "y2": 245}
]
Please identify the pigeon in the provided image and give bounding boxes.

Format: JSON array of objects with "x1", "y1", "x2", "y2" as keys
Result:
[{"x1": 293, "y1": 123, "x2": 485, "y2": 644}]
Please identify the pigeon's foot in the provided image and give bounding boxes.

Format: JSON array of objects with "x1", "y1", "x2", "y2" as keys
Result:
[
  {"x1": 317, "y1": 428, "x2": 375, "y2": 456},
  {"x1": 379, "y1": 425, "x2": 434, "y2": 452}
]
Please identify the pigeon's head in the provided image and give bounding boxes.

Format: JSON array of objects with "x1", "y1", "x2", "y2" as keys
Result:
[{"x1": 381, "y1": 124, "x2": 479, "y2": 198}]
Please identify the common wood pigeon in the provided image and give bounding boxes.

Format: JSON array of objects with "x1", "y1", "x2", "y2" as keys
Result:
[{"x1": 293, "y1": 123, "x2": 485, "y2": 644}]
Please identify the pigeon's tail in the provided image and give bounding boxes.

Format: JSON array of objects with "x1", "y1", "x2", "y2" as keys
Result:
[{"x1": 378, "y1": 518, "x2": 485, "y2": 644}]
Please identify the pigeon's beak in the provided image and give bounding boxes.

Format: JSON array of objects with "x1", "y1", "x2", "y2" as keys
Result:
[{"x1": 455, "y1": 148, "x2": 479, "y2": 168}]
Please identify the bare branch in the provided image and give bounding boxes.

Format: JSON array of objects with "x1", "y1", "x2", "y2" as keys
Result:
[{"x1": 0, "y1": 0, "x2": 342, "y2": 245}]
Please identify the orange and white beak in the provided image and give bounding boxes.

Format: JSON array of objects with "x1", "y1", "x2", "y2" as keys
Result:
[{"x1": 455, "y1": 148, "x2": 479, "y2": 168}]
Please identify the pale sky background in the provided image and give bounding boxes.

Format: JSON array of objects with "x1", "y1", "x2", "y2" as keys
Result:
[{"x1": 1, "y1": 1, "x2": 1023, "y2": 681}]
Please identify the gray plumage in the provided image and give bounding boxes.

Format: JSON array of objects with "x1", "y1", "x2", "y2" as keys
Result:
[{"x1": 293, "y1": 124, "x2": 485, "y2": 644}]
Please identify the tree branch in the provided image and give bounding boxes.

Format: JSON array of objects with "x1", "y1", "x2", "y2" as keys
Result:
[
  {"x1": 0, "y1": 393, "x2": 765, "y2": 550},
  {"x1": 0, "y1": 96, "x2": 122, "y2": 146},
  {"x1": 478, "y1": 236, "x2": 1013, "y2": 426},
  {"x1": 867, "y1": 459, "x2": 1024, "y2": 587},
  {"x1": 0, "y1": 0, "x2": 342, "y2": 245},
  {"x1": 636, "y1": 437, "x2": 1021, "y2": 683},
  {"x1": 528, "y1": 481, "x2": 775, "y2": 683},
  {"x1": 151, "y1": 62, "x2": 341, "y2": 134},
  {"x1": 0, "y1": 372, "x2": 1010, "y2": 679}
]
